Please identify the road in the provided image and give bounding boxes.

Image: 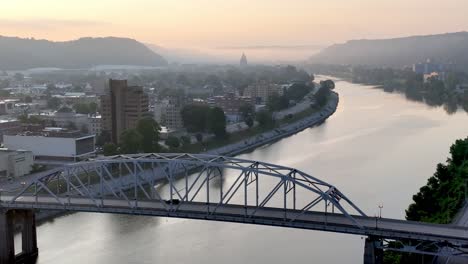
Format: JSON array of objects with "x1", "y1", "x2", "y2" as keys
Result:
[{"x1": 2, "y1": 195, "x2": 467, "y2": 247}]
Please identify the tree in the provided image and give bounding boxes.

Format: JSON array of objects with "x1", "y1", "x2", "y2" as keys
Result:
[
  {"x1": 136, "y1": 117, "x2": 161, "y2": 153},
  {"x1": 320, "y1": 80, "x2": 335, "y2": 90},
  {"x1": 256, "y1": 110, "x2": 274, "y2": 128},
  {"x1": 14, "y1": 73, "x2": 24, "y2": 81},
  {"x1": 57, "y1": 106, "x2": 73, "y2": 113},
  {"x1": 119, "y1": 129, "x2": 142, "y2": 154},
  {"x1": 103, "y1": 143, "x2": 119, "y2": 156},
  {"x1": 88, "y1": 102, "x2": 98, "y2": 114},
  {"x1": 0, "y1": 89, "x2": 9, "y2": 97},
  {"x1": 314, "y1": 86, "x2": 331, "y2": 107},
  {"x1": 74, "y1": 103, "x2": 90, "y2": 114},
  {"x1": 29, "y1": 116, "x2": 43, "y2": 124},
  {"x1": 245, "y1": 116, "x2": 254, "y2": 128},
  {"x1": 165, "y1": 136, "x2": 180, "y2": 149},
  {"x1": 180, "y1": 135, "x2": 191, "y2": 146},
  {"x1": 284, "y1": 83, "x2": 313, "y2": 101},
  {"x1": 47, "y1": 97, "x2": 61, "y2": 110},
  {"x1": 181, "y1": 105, "x2": 210, "y2": 132},
  {"x1": 207, "y1": 107, "x2": 227, "y2": 139},
  {"x1": 195, "y1": 133, "x2": 203, "y2": 143},
  {"x1": 267, "y1": 94, "x2": 289, "y2": 111},
  {"x1": 239, "y1": 103, "x2": 254, "y2": 120},
  {"x1": 96, "y1": 131, "x2": 111, "y2": 146}
]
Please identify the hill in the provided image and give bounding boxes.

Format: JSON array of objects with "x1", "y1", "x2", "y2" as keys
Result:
[
  {"x1": 146, "y1": 43, "x2": 228, "y2": 64},
  {"x1": 0, "y1": 36, "x2": 167, "y2": 70},
  {"x1": 310, "y1": 32, "x2": 468, "y2": 70}
]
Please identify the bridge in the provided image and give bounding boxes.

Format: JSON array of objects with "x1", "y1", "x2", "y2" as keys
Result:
[{"x1": 1, "y1": 153, "x2": 467, "y2": 263}]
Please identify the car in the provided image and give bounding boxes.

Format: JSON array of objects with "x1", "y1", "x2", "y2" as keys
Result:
[{"x1": 165, "y1": 199, "x2": 180, "y2": 205}]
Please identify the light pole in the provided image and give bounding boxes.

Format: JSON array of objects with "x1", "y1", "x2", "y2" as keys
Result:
[{"x1": 378, "y1": 203, "x2": 383, "y2": 218}]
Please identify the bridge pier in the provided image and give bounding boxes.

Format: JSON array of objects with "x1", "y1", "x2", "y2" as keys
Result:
[
  {"x1": 363, "y1": 237, "x2": 383, "y2": 264},
  {"x1": 0, "y1": 210, "x2": 15, "y2": 264},
  {"x1": 0, "y1": 210, "x2": 38, "y2": 264}
]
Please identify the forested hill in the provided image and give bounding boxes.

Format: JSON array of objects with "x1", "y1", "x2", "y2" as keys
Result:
[
  {"x1": 310, "y1": 32, "x2": 468, "y2": 70},
  {"x1": 0, "y1": 36, "x2": 168, "y2": 70}
]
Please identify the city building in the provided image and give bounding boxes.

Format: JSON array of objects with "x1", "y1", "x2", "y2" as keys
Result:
[
  {"x1": 208, "y1": 93, "x2": 252, "y2": 123},
  {"x1": 413, "y1": 59, "x2": 453, "y2": 75},
  {"x1": 88, "y1": 115, "x2": 102, "y2": 135},
  {"x1": 0, "y1": 149, "x2": 33, "y2": 179},
  {"x1": 4, "y1": 85, "x2": 47, "y2": 96},
  {"x1": 240, "y1": 53, "x2": 248, "y2": 67},
  {"x1": 244, "y1": 81, "x2": 283, "y2": 104},
  {"x1": 52, "y1": 92, "x2": 98, "y2": 105},
  {"x1": 423, "y1": 72, "x2": 447, "y2": 83},
  {"x1": 455, "y1": 84, "x2": 468, "y2": 94},
  {"x1": 0, "y1": 119, "x2": 22, "y2": 143},
  {"x1": 100, "y1": 79, "x2": 149, "y2": 143},
  {"x1": 4, "y1": 128, "x2": 95, "y2": 161},
  {"x1": 154, "y1": 98, "x2": 185, "y2": 131},
  {"x1": 0, "y1": 99, "x2": 20, "y2": 115},
  {"x1": 163, "y1": 99, "x2": 184, "y2": 130},
  {"x1": 36, "y1": 109, "x2": 89, "y2": 131}
]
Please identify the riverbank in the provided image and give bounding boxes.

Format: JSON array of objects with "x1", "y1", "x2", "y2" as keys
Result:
[{"x1": 193, "y1": 91, "x2": 338, "y2": 157}]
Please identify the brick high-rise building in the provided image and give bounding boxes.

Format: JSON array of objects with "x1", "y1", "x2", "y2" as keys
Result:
[{"x1": 101, "y1": 79, "x2": 149, "y2": 144}]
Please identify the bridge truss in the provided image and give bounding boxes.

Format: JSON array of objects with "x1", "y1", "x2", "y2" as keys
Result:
[{"x1": 7, "y1": 153, "x2": 366, "y2": 225}]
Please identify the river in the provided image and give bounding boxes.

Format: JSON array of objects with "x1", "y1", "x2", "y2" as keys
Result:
[{"x1": 20, "y1": 78, "x2": 468, "y2": 263}]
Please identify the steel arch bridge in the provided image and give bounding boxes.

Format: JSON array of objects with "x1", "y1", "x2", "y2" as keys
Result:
[{"x1": 1, "y1": 153, "x2": 468, "y2": 263}]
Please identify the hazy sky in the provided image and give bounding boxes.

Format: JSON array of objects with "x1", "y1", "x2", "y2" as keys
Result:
[{"x1": 2, "y1": 0, "x2": 468, "y2": 49}]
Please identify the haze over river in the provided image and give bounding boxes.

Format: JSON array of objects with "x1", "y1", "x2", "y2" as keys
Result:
[{"x1": 20, "y1": 78, "x2": 468, "y2": 263}]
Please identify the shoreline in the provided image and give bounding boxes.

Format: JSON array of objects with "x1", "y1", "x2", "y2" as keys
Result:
[
  {"x1": 207, "y1": 91, "x2": 339, "y2": 157},
  {"x1": 32, "y1": 91, "x2": 339, "y2": 223}
]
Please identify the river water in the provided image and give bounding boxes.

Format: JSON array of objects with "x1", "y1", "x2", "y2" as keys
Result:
[{"x1": 22, "y1": 79, "x2": 468, "y2": 263}]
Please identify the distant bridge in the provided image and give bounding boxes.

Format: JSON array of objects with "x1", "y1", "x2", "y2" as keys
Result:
[{"x1": 1, "y1": 153, "x2": 467, "y2": 264}]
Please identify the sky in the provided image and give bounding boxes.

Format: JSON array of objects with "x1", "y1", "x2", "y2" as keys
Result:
[{"x1": 2, "y1": 0, "x2": 468, "y2": 61}]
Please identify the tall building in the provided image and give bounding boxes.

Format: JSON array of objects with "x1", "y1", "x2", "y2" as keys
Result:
[
  {"x1": 244, "y1": 81, "x2": 283, "y2": 104},
  {"x1": 154, "y1": 98, "x2": 184, "y2": 130},
  {"x1": 240, "y1": 53, "x2": 248, "y2": 67},
  {"x1": 101, "y1": 79, "x2": 149, "y2": 144}
]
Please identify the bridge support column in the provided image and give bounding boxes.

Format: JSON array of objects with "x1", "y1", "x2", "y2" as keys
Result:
[
  {"x1": 0, "y1": 210, "x2": 15, "y2": 264},
  {"x1": 19, "y1": 210, "x2": 38, "y2": 262},
  {"x1": 0, "y1": 210, "x2": 38, "y2": 264},
  {"x1": 363, "y1": 237, "x2": 383, "y2": 264}
]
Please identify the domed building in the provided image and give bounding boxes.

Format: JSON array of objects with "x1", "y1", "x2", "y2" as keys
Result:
[{"x1": 240, "y1": 53, "x2": 248, "y2": 67}]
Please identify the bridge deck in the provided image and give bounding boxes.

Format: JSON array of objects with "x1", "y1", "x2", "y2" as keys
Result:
[{"x1": 2, "y1": 196, "x2": 467, "y2": 246}]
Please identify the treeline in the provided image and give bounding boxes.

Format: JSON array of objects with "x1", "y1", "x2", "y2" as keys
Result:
[
  {"x1": 267, "y1": 83, "x2": 314, "y2": 111},
  {"x1": 307, "y1": 64, "x2": 468, "y2": 114},
  {"x1": 406, "y1": 137, "x2": 468, "y2": 224},
  {"x1": 384, "y1": 138, "x2": 468, "y2": 264},
  {"x1": 100, "y1": 117, "x2": 162, "y2": 155},
  {"x1": 180, "y1": 105, "x2": 227, "y2": 139}
]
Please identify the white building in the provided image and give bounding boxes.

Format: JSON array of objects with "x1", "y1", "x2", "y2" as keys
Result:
[
  {"x1": 0, "y1": 99, "x2": 20, "y2": 115},
  {"x1": 0, "y1": 149, "x2": 33, "y2": 179},
  {"x1": 37, "y1": 111, "x2": 89, "y2": 131},
  {"x1": 4, "y1": 129, "x2": 95, "y2": 161},
  {"x1": 154, "y1": 99, "x2": 184, "y2": 130}
]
